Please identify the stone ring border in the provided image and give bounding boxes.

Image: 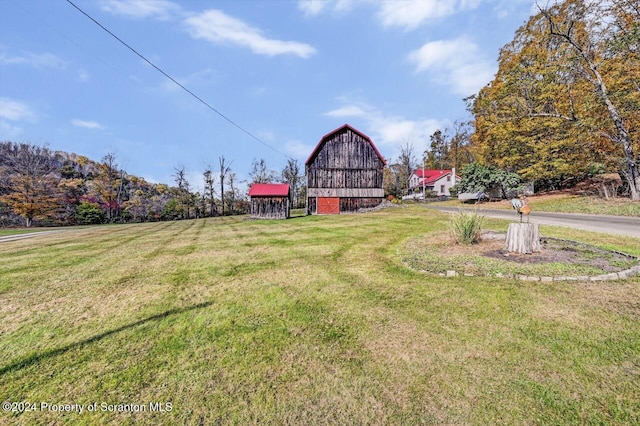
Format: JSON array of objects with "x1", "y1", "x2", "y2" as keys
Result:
[{"x1": 435, "y1": 236, "x2": 640, "y2": 281}]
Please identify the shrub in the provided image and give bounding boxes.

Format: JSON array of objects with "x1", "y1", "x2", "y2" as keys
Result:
[
  {"x1": 449, "y1": 209, "x2": 484, "y2": 245},
  {"x1": 76, "y1": 202, "x2": 106, "y2": 225},
  {"x1": 458, "y1": 163, "x2": 521, "y2": 198}
]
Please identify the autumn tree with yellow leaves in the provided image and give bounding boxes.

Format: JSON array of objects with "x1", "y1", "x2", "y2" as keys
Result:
[
  {"x1": 471, "y1": 0, "x2": 639, "y2": 199},
  {"x1": 0, "y1": 143, "x2": 59, "y2": 227}
]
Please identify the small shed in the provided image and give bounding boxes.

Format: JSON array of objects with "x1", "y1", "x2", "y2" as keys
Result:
[{"x1": 248, "y1": 183, "x2": 291, "y2": 219}]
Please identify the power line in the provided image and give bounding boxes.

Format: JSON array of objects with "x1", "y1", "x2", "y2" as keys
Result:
[{"x1": 65, "y1": 0, "x2": 290, "y2": 159}]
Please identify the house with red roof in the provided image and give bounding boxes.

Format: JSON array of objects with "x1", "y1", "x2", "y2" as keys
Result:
[
  {"x1": 306, "y1": 124, "x2": 386, "y2": 214},
  {"x1": 248, "y1": 183, "x2": 291, "y2": 219},
  {"x1": 407, "y1": 168, "x2": 460, "y2": 199}
]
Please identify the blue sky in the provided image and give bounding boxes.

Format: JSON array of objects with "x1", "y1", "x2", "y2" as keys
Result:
[{"x1": 0, "y1": 0, "x2": 537, "y2": 191}]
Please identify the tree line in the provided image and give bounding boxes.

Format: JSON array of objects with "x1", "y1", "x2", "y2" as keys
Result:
[
  {"x1": 0, "y1": 141, "x2": 306, "y2": 227},
  {"x1": 382, "y1": 121, "x2": 475, "y2": 199},
  {"x1": 385, "y1": 0, "x2": 638, "y2": 201},
  {"x1": 470, "y1": 0, "x2": 639, "y2": 200}
]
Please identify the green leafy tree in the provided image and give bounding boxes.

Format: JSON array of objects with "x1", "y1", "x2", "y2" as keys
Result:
[
  {"x1": 76, "y1": 201, "x2": 105, "y2": 224},
  {"x1": 458, "y1": 163, "x2": 522, "y2": 199},
  {"x1": 424, "y1": 130, "x2": 449, "y2": 170},
  {"x1": 161, "y1": 198, "x2": 182, "y2": 220}
]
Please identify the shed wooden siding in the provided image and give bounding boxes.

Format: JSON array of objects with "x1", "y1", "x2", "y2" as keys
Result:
[
  {"x1": 306, "y1": 124, "x2": 385, "y2": 214},
  {"x1": 250, "y1": 196, "x2": 290, "y2": 219}
]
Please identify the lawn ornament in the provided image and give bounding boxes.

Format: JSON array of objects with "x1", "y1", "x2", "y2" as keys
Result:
[
  {"x1": 510, "y1": 195, "x2": 531, "y2": 223},
  {"x1": 505, "y1": 195, "x2": 539, "y2": 254}
]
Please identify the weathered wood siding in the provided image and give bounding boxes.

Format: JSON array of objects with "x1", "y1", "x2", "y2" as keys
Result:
[
  {"x1": 339, "y1": 198, "x2": 383, "y2": 212},
  {"x1": 307, "y1": 197, "x2": 317, "y2": 215},
  {"x1": 307, "y1": 188, "x2": 384, "y2": 198},
  {"x1": 250, "y1": 196, "x2": 289, "y2": 219},
  {"x1": 306, "y1": 129, "x2": 384, "y2": 190}
]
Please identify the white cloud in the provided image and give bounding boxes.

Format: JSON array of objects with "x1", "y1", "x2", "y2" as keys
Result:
[
  {"x1": 298, "y1": 0, "x2": 361, "y2": 17},
  {"x1": 71, "y1": 119, "x2": 105, "y2": 130},
  {"x1": 184, "y1": 10, "x2": 316, "y2": 58},
  {"x1": 324, "y1": 100, "x2": 446, "y2": 157},
  {"x1": 0, "y1": 121, "x2": 24, "y2": 138},
  {"x1": 408, "y1": 37, "x2": 495, "y2": 96},
  {"x1": 0, "y1": 98, "x2": 35, "y2": 138},
  {"x1": 78, "y1": 69, "x2": 90, "y2": 82},
  {"x1": 0, "y1": 49, "x2": 66, "y2": 69},
  {"x1": 285, "y1": 140, "x2": 315, "y2": 159},
  {"x1": 374, "y1": 117, "x2": 444, "y2": 155},
  {"x1": 490, "y1": 0, "x2": 537, "y2": 19},
  {"x1": 300, "y1": 0, "x2": 483, "y2": 30},
  {"x1": 298, "y1": 0, "x2": 328, "y2": 16},
  {"x1": 378, "y1": 1, "x2": 455, "y2": 29},
  {"x1": 0, "y1": 97, "x2": 35, "y2": 121},
  {"x1": 99, "y1": 0, "x2": 181, "y2": 20},
  {"x1": 324, "y1": 105, "x2": 367, "y2": 117},
  {"x1": 249, "y1": 86, "x2": 268, "y2": 97}
]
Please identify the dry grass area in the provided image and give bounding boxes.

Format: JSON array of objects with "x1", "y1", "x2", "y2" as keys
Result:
[
  {"x1": 400, "y1": 229, "x2": 638, "y2": 277},
  {"x1": 1, "y1": 207, "x2": 639, "y2": 425},
  {"x1": 440, "y1": 192, "x2": 640, "y2": 216}
]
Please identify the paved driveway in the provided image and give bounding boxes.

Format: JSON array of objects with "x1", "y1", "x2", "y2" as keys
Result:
[
  {"x1": 0, "y1": 229, "x2": 68, "y2": 243},
  {"x1": 428, "y1": 206, "x2": 640, "y2": 238}
]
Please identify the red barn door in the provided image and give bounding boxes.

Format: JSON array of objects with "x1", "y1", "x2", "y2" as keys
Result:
[{"x1": 317, "y1": 197, "x2": 340, "y2": 215}]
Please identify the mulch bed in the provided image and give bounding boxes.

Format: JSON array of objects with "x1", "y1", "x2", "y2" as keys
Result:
[{"x1": 481, "y1": 232, "x2": 637, "y2": 273}]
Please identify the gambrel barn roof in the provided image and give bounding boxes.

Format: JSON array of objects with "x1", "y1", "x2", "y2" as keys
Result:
[{"x1": 305, "y1": 124, "x2": 386, "y2": 166}]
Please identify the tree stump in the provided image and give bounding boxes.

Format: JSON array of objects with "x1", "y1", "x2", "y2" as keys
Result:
[{"x1": 504, "y1": 223, "x2": 541, "y2": 254}]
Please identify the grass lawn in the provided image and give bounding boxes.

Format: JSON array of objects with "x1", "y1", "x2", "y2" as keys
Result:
[
  {"x1": 1, "y1": 206, "x2": 639, "y2": 425},
  {"x1": 531, "y1": 194, "x2": 640, "y2": 216}
]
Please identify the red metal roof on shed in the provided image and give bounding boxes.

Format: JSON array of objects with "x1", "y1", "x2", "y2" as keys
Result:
[
  {"x1": 248, "y1": 183, "x2": 290, "y2": 197},
  {"x1": 305, "y1": 123, "x2": 386, "y2": 166}
]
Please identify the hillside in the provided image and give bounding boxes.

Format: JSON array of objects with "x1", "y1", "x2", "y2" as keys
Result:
[{"x1": 0, "y1": 142, "x2": 234, "y2": 227}]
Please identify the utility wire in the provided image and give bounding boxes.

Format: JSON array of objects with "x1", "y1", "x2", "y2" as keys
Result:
[{"x1": 65, "y1": 0, "x2": 290, "y2": 159}]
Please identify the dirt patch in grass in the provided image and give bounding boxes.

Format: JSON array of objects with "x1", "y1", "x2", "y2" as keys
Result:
[
  {"x1": 401, "y1": 231, "x2": 639, "y2": 277},
  {"x1": 482, "y1": 234, "x2": 637, "y2": 273}
]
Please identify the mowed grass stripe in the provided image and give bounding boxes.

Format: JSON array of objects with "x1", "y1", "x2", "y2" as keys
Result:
[{"x1": 1, "y1": 206, "x2": 639, "y2": 425}]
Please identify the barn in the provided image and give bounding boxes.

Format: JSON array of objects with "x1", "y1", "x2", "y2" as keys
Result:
[
  {"x1": 306, "y1": 124, "x2": 386, "y2": 215},
  {"x1": 248, "y1": 183, "x2": 291, "y2": 219}
]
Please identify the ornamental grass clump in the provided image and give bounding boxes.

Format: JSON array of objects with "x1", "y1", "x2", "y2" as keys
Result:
[{"x1": 450, "y1": 209, "x2": 484, "y2": 245}]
